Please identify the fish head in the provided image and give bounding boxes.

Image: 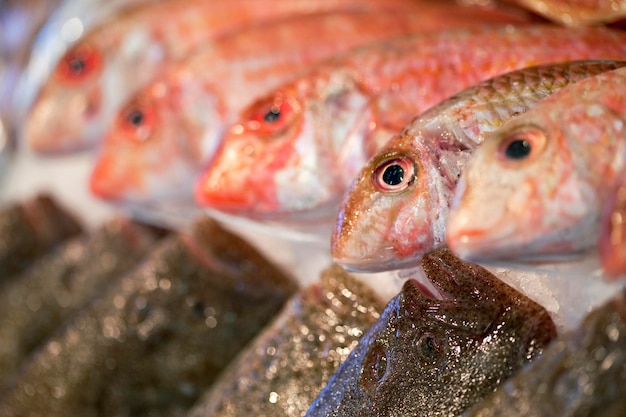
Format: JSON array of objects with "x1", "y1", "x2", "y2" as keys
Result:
[
  {"x1": 316, "y1": 248, "x2": 555, "y2": 415},
  {"x1": 26, "y1": 41, "x2": 107, "y2": 153},
  {"x1": 332, "y1": 123, "x2": 454, "y2": 272},
  {"x1": 26, "y1": 22, "x2": 167, "y2": 153},
  {"x1": 447, "y1": 97, "x2": 626, "y2": 262},
  {"x1": 90, "y1": 73, "x2": 223, "y2": 204},
  {"x1": 195, "y1": 74, "x2": 372, "y2": 221}
]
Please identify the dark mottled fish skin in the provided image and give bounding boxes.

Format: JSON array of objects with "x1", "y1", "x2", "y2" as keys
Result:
[
  {"x1": 188, "y1": 265, "x2": 384, "y2": 417},
  {"x1": 305, "y1": 248, "x2": 557, "y2": 417},
  {"x1": 0, "y1": 217, "x2": 297, "y2": 417},
  {"x1": 0, "y1": 217, "x2": 160, "y2": 391},
  {"x1": 464, "y1": 285, "x2": 626, "y2": 417},
  {"x1": 0, "y1": 194, "x2": 82, "y2": 278}
]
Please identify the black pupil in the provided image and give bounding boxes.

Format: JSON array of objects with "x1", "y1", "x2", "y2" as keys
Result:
[
  {"x1": 128, "y1": 110, "x2": 145, "y2": 126},
  {"x1": 505, "y1": 139, "x2": 531, "y2": 160},
  {"x1": 264, "y1": 107, "x2": 281, "y2": 123},
  {"x1": 382, "y1": 164, "x2": 405, "y2": 186},
  {"x1": 69, "y1": 58, "x2": 86, "y2": 73},
  {"x1": 420, "y1": 336, "x2": 439, "y2": 362}
]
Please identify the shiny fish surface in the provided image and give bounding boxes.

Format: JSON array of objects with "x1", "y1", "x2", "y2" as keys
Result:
[
  {"x1": 196, "y1": 26, "x2": 626, "y2": 222},
  {"x1": 0, "y1": 194, "x2": 82, "y2": 278},
  {"x1": 0, "y1": 218, "x2": 297, "y2": 417},
  {"x1": 0, "y1": 217, "x2": 159, "y2": 391},
  {"x1": 464, "y1": 284, "x2": 626, "y2": 417},
  {"x1": 600, "y1": 173, "x2": 626, "y2": 279},
  {"x1": 446, "y1": 66, "x2": 626, "y2": 263},
  {"x1": 305, "y1": 248, "x2": 556, "y2": 417},
  {"x1": 332, "y1": 60, "x2": 626, "y2": 272},
  {"x1": 25, "y1": 0, "x2": 433, "y2": 153},
  {"x1": 504, "y1": 0, "x2": 626, "y2": 26},
  {"x1": 188, "y1": 265, "x2": 384, "y2": 417},
  {"x1": 89, "y1": 6, "x2": 520, "y2": 205}
]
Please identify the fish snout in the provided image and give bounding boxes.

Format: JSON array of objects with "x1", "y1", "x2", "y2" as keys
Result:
[
  {"x1": 194, "y1": 169, "x2": 256, "y2": 214},
  {"x1": 89, "y1": 157, "x2": 126, "y2": 201}
]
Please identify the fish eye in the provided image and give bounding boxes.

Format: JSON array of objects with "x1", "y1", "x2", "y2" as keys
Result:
[
  {"x1": 504, "y1": 138, "x2": 531, "y2": 159},
  {"x1": 118, "y1": 100, "x2": 156, "y2": 142},
  {"x1": 373, "y1": 156, "x2": 415, "y2": 192},
  {"x1": 56, "y1": 45, "x2": 102, "y2": 83},
  {"x1": 360, "y1": 343, "x2": 388, "y2": 390},
  {"x1": 127, "y1": 109, "x2": 145, "y2": 127},
  {"x1": 418, "y1": 333, "x2": 442, "y2": 364},
  {"x1": 246, "y1": 94, "x2": 299, "y2": 137},
  {"x1": 497, "y1": 128, "x2": 546, "y2": 163}
]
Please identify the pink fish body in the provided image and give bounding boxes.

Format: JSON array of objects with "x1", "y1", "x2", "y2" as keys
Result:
[
  {"x1": 446, "y1": 66, "x2": 626, "y2": 263},
  {"x1": 24, "y1": 0, "x2": 445, "y2": 154},
  {"x1": 599, "y1": 173, "x2": 626, "y2": 279},
  {"x1": 331, "y1": 60, "x2": 626, "y2": 272},
  {"x1": 88, "y1": 7, "x2": 532, "y2": 205},
  {"x1": 503, "y1": 0, "x2": 626, "y2": 26},
  {"x1": 195, "y1": 26, "x2": 626, "y2": 223}
]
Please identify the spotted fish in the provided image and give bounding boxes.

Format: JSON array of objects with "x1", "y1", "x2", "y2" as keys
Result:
[
  {"x1": 304, "y1": 248, "x2": 556, "y2": 417},
  {"x1": 464, "y1": 283, "x2": 626, "y2": 416}
]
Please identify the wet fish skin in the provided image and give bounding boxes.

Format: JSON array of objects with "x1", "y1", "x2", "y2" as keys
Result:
[
  {"x1": 88, "y1": 6, "x2": 534, "y2": 207},
  {"x1": 0, "y1": 194, "x2": 82, "y2": 278},
  {"x1": 600, "y1": 174, "x2": 626, "y2": 279},
  {"x1": 0, "y1": 217, "x2": 297, "y2": 417},
  {"x1": 446, "y1": 66, "x2": 626, "y2": 263},
  {"x1": 196, "y1": 26, "x2": 626, "y2": 222},
  {"x1": 332, "y1": 60, "x2": 626, "y2": 272},
  {"x1": 88, "y1": 7, "x2": 500, "y2": 205},
  {"x1": 26, "y1": 0, "x2": 513, "y2": 154},
  {"x1": 0, "y1": 217, "x2": 159, "y2": 391},
  {"x1": 503, "y1": 0, "x2": 626, "y2": 26},
  {"x1": 304, "y1": 248, "x2": 556, "y2": 417},
  {"x1": 188, "y1": 265, "x2": 384, "y2": 417},
  {"x1": 464, "y1": 284, "x2": 626, "y2": 417}
]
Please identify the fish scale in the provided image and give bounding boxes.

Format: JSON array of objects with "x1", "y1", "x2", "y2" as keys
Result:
[
  {"x1": 327, "y1": 60, "x2": 626, "y2": 272},
  {"x1": 28, "y1": 0, "x2": 476, "y2": 153},
  {"x1": 446, "y1": 65, "x2": 626, "y2": 264},
  {"x1": 88, "y1": 6, "x2": 533, "y2": 213},
  {"x1": 196, "y1": 26, "x2": 626, "y2": 224}
]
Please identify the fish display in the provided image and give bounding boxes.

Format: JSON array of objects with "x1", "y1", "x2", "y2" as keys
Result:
[
  {"x1": 0, "y1": 217, "x2": 297, "y2": 417},
  {"x1": 0, "y1": 194, "x2": 82, "y2": 278},
  {"x1": 446, "y1": 66, "x2": 626, "y2": 263},
  {"x1": 304, "y1": 248, "x2": 556, "y2": 417},
  {"x1": 24, "y1": 0, "x2": 513, "y2": 154},
  {"x1": 600, "y1": 172, "x2": 626, "y2": 280},
  {"x1": 331, "y1": 60, "x2": 626, "y2": 272},
  {"x1": 89, "y1": 6, "x2": 524, "y2": 205},
  {"x1": 195, "y1": 26, "x2": 626, "y2": 222},
  {"x1": 187, "y1": 265, "x2": 384, "y2": 417},
  {"x1": 464, "y1": 283, "x2": 626, "y2": 417},
  {"x1": 0, "y1": 217, "x2": 159, "y2": 391},
  {"x1": 503, "y1": 0, "x2": 626, "y2": 26}
]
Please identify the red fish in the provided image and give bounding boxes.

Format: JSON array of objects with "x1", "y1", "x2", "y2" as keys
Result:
[
  {"x1": 332, "y1": 60, "x2": 626, "y2": 272},
  {"x1": 446, "y1": 67, "x2": 626, "y2": 263},
  {"x1": 88, "y1": 7, "x2": 531, "y2": 205},
  {"x1": 195, "y1": 26, "x2": 626, "y2": 223},
  {"x1": 25, "y1": 0, "x2": 450, "y2": 153}
]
